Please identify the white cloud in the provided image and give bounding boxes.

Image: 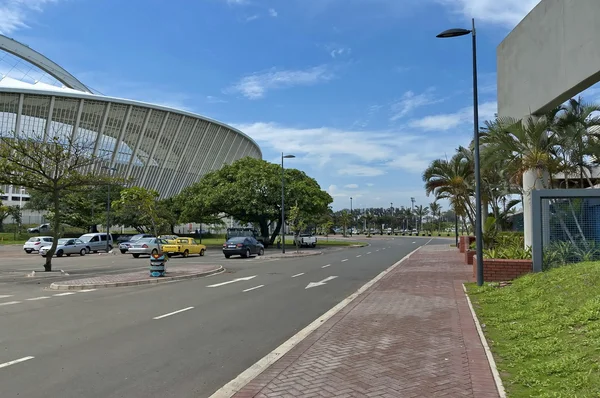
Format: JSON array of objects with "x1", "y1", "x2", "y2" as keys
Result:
[
  {"x1": 436, "y1": 0, "x2": 541, "y2": 28},
  {"x1": 245, "y1": 14, "x2": 259, "y2": 21},
  {"x1": 344, "y1": 184, "x2": 359, "y2": 189},
  {"x1": 226, "y1": 65, "x2": 335, "y2": 99},
  {"x1": 408, "y1": 101, "x2": 497, "y2": 131},
  {"x1": 206, "y1": 95, "x2": 228, "y2": 104},
  {"x1": 268, "y1": 8, "x2": 278, "y2": 17},
  {"x1": 366, "y1": 183, "x2": 374, "y2": 187},
  {"x1": 330, "y1": 47, "x2": 351, "y2": 58},
  {"x1": 386, "y1": 153, "x2": 430, "y2": 173},
  {"x1": 0, "y1": 0, "x2": 60, "y2": 34},
  {"x1": 338, "y1": 165, "x2": 386, "y2": 177},
  {"x1": 390, "y1": 88, "x2": 442, "y2": 122}
]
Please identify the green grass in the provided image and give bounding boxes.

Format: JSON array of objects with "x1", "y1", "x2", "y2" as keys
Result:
[{"x1": 467, "y1": 262, "x2": 600, "y2": 397}]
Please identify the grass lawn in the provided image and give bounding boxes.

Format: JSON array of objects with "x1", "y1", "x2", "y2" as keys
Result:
[{"x1": 466, "y1": 262, "x2": 600, "y2": 397}]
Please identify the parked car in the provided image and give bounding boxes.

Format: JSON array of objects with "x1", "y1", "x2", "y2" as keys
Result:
[
  {"x1": 226, "y1": 228, "x2": 269, "y2": 248},
  {"x1": 162, "y1": 237, "x2": 206, "y2": 257},
  {"x1": 158, "y1": 235, "x2": 179, "y2": 244},
  {"x1": 27, "y1": 223, "x2": 51, "y2": 233},
  {"x1": 294, "y1": 234, "x2": 317, "y2": 248},
  {"x1": 39, "y1": 238, "x2": 88, "y2": 257},
  {"x1": 78, "y1": 233, "x2": 114, "y2": 253},
  {"x1": 23, "y1": 236, "x2": 53, "y2": 253},
  {"x1": 222, "y1": 237, "x2": 264, "y2": 258},
  {"x1": 118, "y1": 234, "x2": 154, "y2": 254},
  {"x1": 128, "y1": 237, "x2": 170, "y2": 258}
]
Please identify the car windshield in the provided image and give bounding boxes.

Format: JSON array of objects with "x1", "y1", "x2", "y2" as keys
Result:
[
  {"x1": 227, "y1": 237, "x2": 246, "y2": 244},
  {"x1": 138, "y1": 238, "x2": 155, "y2": 244},
  {"x1": 130, "y1": 234, "x2": 145, "y2": 241},
  {"x1": 58, "y1": 239, "x2": 70, "y2": 245},
  {"x1": 78, "y1": 235, "x2": 93, "y2": 242},
  {"x1": 27, "y1": 237, "x2": 40, "y2": 242}
]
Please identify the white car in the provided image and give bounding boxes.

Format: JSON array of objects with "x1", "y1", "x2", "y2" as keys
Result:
[
  {"x1": 39, "y1": 238, "x2": 89, "y2": 257},
  {"x1": 23, "y1": 236, "x2": 53, "y2": 253}
]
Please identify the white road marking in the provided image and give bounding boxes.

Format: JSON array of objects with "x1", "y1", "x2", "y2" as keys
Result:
[
  {"x1": 153, "y1": 306, "x2": 194, "y2": 320},
  {"x1": 79, "y1": 289, "x2": 97, "y2": 293},
  {"x1": 382, "y1": 248, "x2": 386, "y2": 250},
  {"x1": 341, "y1": 259, "x2": 348, "y2": 262},
  {"x1": 412, "y1": 241, "x2": 416, "y2": 244},
  {"x1": 53, "y1": 292, "x2": 76, "y2": 297},
  {"x1": 0, "y1": 295, "x2": 13, "y2": 299},
  {"x1": 291, "y1": 273, "x2": 304, "y2": 278},
  {"x1": 356, "y1": 255, "x2": 362, "y2": 258},
  {"x1": 305, "y1": 276, "x2": 338, "y2": 290},
  {"x1": 243, "y1": 285, "x2": 265, "y2": 293},
  {"x1": 0, "y1": 301, "x2": 20, "y2": 306},
  {"x1": 367, "y1": 252, "x2": 371, "y2": 255},
  {"x1": 0, "y1": 356, "x2": 35, "y2": 370},
  {"x1": 209, "y1": 240, "x2": 431, "y2": 398},
  {"x1": 26, "y1": 296, "x2": 50, "y2": 301},
  {"x1": 376, "y1": 249, "x2": 380, "y2": 252},
  {"x1": 207, "y1": 276, "x2": 257, "y2": 288},
  {"x1": 321, "y1": 264, "x2": 331, "y2": 268}
]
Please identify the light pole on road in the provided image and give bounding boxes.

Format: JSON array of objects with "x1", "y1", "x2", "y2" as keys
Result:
[
  {"x1": 102, "y1": 166, "x2": 117, "y2": 253},
  {"x1": 436, "y1": 18, "x2": 483, "y2": 286},
  {"x1": 281, "y1": 153, "x2": 295, "y2": 254}
]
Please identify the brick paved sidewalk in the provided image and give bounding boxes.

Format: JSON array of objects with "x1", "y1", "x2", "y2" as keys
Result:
[
  {"x1": 49, "y1": 264, "x2": 223, "y2": 290},
  {"x1": 232, "y1": 244, "x2": 499, "y2": 398}
]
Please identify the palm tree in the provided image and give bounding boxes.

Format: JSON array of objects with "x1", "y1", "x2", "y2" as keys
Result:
[
  {"x1": 423, "y1": 147, "x2": 475, "y2": 230},
  {"x1": 414, "y1": 205, "x2": 429, "y2": 233},
  {"x1": 338, "y1": 210, "x2": 351, "y2": 237},
  {"x1": 429, "y1": 202, "x2": 441, "y2": 232}
]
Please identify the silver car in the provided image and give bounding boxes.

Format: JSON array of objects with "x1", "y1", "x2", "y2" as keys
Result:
[
  {"x1": 39, "y1": 238, "x2": 89, "y2": 257},
  {"x1": 128, "y1": 238, "x2": 169, "y2": 258}
]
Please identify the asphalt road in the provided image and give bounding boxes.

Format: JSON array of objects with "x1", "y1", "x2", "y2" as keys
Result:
[{"x1": 0, "y1": 236, "x2": 441, "y2": 398}]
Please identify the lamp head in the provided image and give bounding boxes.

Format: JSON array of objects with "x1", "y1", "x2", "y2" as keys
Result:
[{"x1": 436, "y1": 28, "x2": 471, "y2": 38}]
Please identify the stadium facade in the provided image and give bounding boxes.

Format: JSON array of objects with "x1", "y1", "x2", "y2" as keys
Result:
[{"x1": 0, "y1": 34, "x2": 261, "y2": 212}]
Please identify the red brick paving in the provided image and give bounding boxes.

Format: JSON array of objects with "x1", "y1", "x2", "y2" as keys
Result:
[{"x1": 233, "y1": 245, "x2": 499, "y2": 398}]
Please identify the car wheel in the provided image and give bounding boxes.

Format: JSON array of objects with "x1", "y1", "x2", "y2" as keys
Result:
[
  {"x1": 25, "y1": 250, "x2": 32, "y2": 254},
  {"x1": 182, "y1": 250, "x2": 189, "y2": 258},
  {"x1": 312, "y1": 243, "x2": 316, "y2": 248},
  {"x1": 80, "y1": 248, "x2": 86, "y2": 256},
  {"x1": 244, "y1": 249, "x2": 251, "y2": 258},
  {"x1": 108, "y1": 245, "x2": 113, "y2": 251},
  {"x1": 56, "y1": 250, "x2": 63, "y2": 257},
  {"x1": 66, "y1": 253, "x2": 71, "y2": 257},
  {"x1": 120, "y1": 250, "x2": 126, "y2": 254},
  {"x1": 132, "y1": 254, "x2": 140, "y2": 258},
  {"x1": 200, "y1": 249, "x2": 205, "y2": 256},
  {"x1": 258, "y1": 248, "x2": 264, "y2": 256},
  {"x1": 224, "y1": 254, "x2": 230, "y2": 259},
  {"x1": 166, "y1": 253, "x2": 173, "y2": 258}
]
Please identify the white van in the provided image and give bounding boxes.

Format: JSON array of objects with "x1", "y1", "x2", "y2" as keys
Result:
[{"x1": 78, "y1": 233, "x2": 114, "y2": 253}]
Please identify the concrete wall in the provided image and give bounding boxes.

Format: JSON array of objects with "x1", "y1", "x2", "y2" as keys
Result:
[{"x1": 497, "y1": 0, "x2": 600, "y2": 119}]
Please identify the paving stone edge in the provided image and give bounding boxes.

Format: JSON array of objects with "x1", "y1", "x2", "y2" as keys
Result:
[{"x1": 49, "y1": 266, "x2": 225, "y2": 290}]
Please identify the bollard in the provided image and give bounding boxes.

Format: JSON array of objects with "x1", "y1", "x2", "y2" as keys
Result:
[{"x1": 150, "y1": 252, "x2": 167, "y2": 277}]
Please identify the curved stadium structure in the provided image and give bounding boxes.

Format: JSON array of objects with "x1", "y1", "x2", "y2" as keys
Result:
[{"x1": 0, "y1": 34, "x2": 261, "y2": 203}]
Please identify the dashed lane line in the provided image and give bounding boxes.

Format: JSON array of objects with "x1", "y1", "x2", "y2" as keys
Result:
[
  {"x1": 243, "y1": 285, "x2": 265, "y2": 293},
  {"x1": 341, "y1": 259, "x2": 349, "y2": 262},
  {"x1": 53, "y1": 292, "x2": 76, "y2": 297},
  {"x1": 291, "y1": 273, "x2": 304, "y2": 278},
  {"x1": 26, "y1": 296, "x2": 50, "y2": 301},
  {"x1": 367, "y1": 252, "x2": 372, "y2": 255},
  {"x1": 0, "y1": 356, "x2": 34, "y2": 370},
  {"x1": 0, "y1": 301, "x2": 20, "y2": 306},
  {"x1": 153, "y1": 307, "x2": 194, "y2": 320},
  {"x1": 0, "y1": 295, "x2": 13, "y2": 299},
  {"x1": 356, "y1": 255, "x2": 362, "y2": 258},
  {"x1": 321, "y1": 264, "x2": 331, "y2": 268}
]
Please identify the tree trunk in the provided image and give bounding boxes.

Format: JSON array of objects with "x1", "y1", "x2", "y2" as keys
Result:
[
  {"x1": 45, "y1": 189, "x2": 62, "y2": 272},
  {"x1": 269, "y1": 220, "x2": 281, "y2": 244}
]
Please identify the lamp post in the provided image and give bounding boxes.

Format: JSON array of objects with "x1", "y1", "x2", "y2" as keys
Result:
[
  {"x1": 437, "y1": 18, "x2": 483, "y2": 286},
  {"x1": 101, "y1": 166, "x2": 117, "y2": 252},
  {"x1": 281, "y1": 153, "x2": 295, "y2": 254},
  {"x1": 349, "y1": 197, "x2": 353, "y2": 237}
]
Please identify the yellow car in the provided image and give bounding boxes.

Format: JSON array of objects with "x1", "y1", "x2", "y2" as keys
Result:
[
  {"x1": 162, "y1": 237, "x2": 206, "y2": 257},
  {"x1": 158, "y1": 235, "x2": 179, "y2": 244}
]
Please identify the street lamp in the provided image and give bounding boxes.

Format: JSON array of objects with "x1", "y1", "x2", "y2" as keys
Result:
[
  {"x1": 101, "y1": 166, "x2": 117, "y2": 252},
  {"x1": 281, "y1": 153, "x2": 295, "y2": 254},
  {"x1": 437, "y1": 18, "x2": 483, "y2": 286},
  {"x1": 350, "y1": 197, "x2": 353, "y2": 237}
]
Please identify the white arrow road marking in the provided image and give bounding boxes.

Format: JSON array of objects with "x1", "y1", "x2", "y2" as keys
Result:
[
  {"x1": 207, "y1": 276, "x2": 257, "y2": 288},
  {"x1": 153, "y1": 307, "x2": 194, "y2": 320},
  {"x1": 291, "y1": 273, "x2": 304, "y2": 278},
  {"x1": 243, "y1": 285, "x2": 264, "y2": 292},
  {"x1": 341, "y1": 259, "x2": 348, "y2": 262},
  {"x1": 26, "y1": 296, "x2": 50, "y2": 301},
  {"x1": 305, "y1": 276, "x2": 338, "y2": 290},
  {"x1": 0, "y1": 301, "x2": 20, "y2": 306},
  {"x1": 321, "y1": 264, "x2": 331, "y2": 268},
  {"x1": 0, "y1": 356, "x2": 34, "y2": 369},
  {"x1": 0, "y1": 295, "x2": 13, "y2": 299}
]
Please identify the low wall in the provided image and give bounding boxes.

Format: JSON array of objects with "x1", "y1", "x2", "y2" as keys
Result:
[
  {"x1": 465, "y1": 249, "x2": 475, "y2": 265},
  {"x1": 459, "y1": 236, "x2": 476, "y2": 253},
  {"x1": 473, "y1": 256, "x2": 532, "y2": 282}
]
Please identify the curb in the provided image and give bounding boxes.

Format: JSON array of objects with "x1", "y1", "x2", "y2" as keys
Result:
[
  {"x1": 49, "y1": 266, "x2": 224, "y2": 290},
  {"x1": 462, "y1": 284, "x2": 507, "y2": 398}
]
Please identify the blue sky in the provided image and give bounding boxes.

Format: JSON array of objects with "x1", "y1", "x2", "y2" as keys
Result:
[{"x1": 0, "y1": 0, "x2": 562, "y2": 211}]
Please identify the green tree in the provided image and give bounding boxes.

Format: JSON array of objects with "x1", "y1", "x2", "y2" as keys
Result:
[
  {"x1": 176, "y1": 157, "x2": 332, "y2": 244},
  {"x1": 0, "y1": 130, "x2": 117, "y2": 271},
  {"x1": 429, "y1": 202, "x2": 441, "y2": 232},
  {"x1": 112, "y1": 187, "x2": 171, "y2": 235},
  {"x1": 288, "y1": 202, "x2": 307, "y2": 251}
]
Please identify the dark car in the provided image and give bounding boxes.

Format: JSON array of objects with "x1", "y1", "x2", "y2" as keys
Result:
[
  {"x1": 222, "y1": 237, "x2": 264, "y2": 258},
  {"x1": 118, "y1": 234, "x2": 154, "y2": 254}
]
